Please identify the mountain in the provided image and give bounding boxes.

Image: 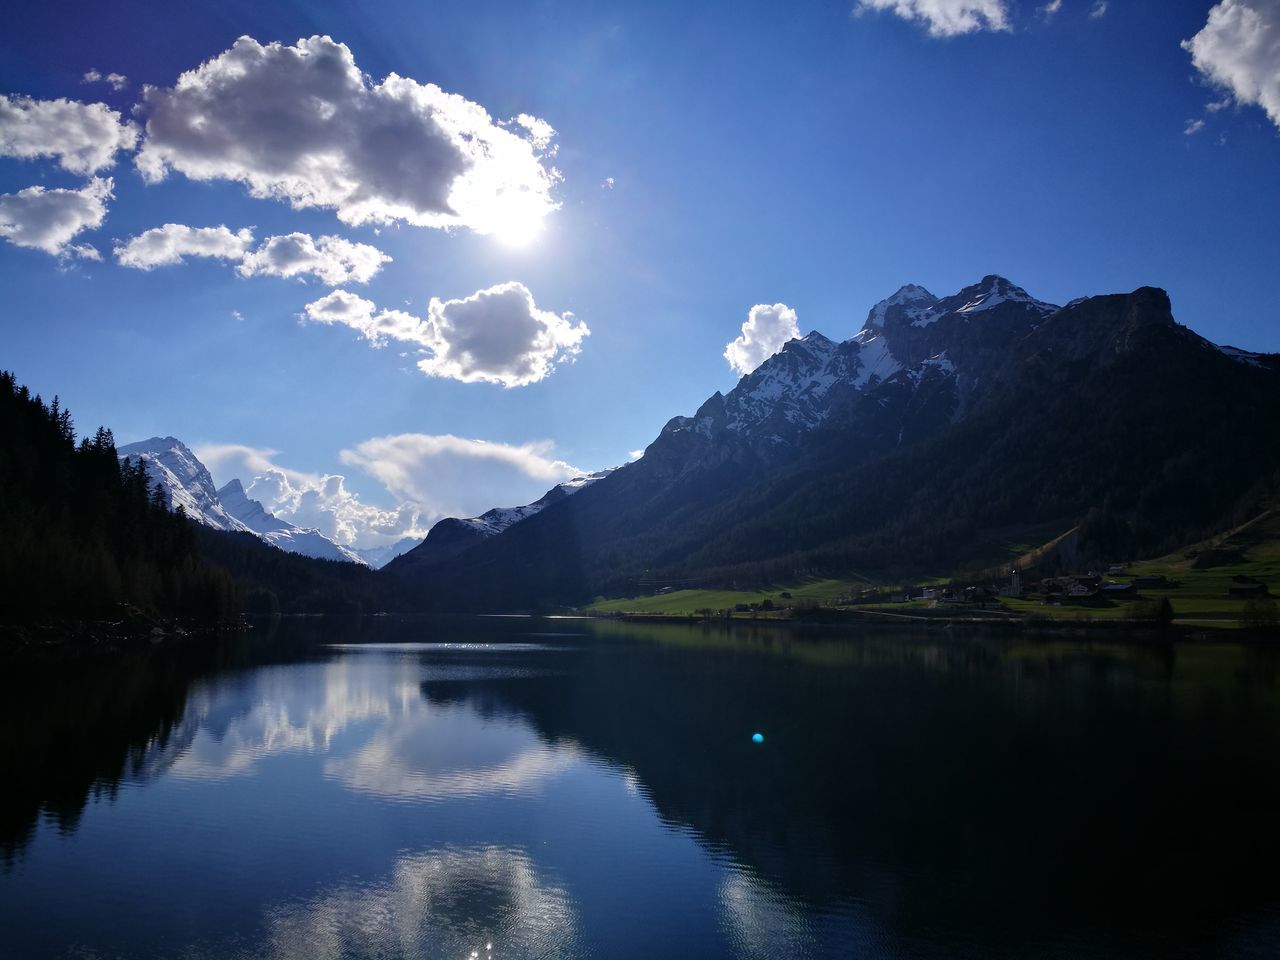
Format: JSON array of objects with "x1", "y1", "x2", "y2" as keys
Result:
[
  {"x1": 117, "y1": 437, "x2": 365, "y2": 566},
  {"x1": 385, "y1": 470, "x2": 615, "y2": 575},
  {"x1": 351, "y1": 538, "x2": 420, "y2": 570},
  {"x1": 395, "y1": 278, "x2": 1280, "y2": 610},
  {"x1": 216, "y1": 479, "x2": 365, "y2": 565},
  {"x1": 117, "y1": 437, "x2": 250, "y2": 533},
  {"x1": 1, "y1": 380, "x2": 236, "y2": 622}
]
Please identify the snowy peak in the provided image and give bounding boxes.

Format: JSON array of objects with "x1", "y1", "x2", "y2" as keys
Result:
[
  {"x1": 217, "y1": 477, "x2": 366, "y2": 565},
  {"x1": 865, "y1": 284, "x2": 939, "y2": 328},
  {"x1": 116, "y1": 437, "x2": 366, "y2": 566},
  {"x1": 118, "y1": 437, "x2": 249, "y2": 533},
  {"x1": 386, "y1": 468, "x2": 617, "y2": 572},
  {"x1": 937, "y1": 275, "x2": 1057, "y2": 319},
  {"x1": 217, "y1": 479, "x2": 288, "y2": 535},
  {"x1": 459, "y1": 469, "x2": 617, "y2": 537}
]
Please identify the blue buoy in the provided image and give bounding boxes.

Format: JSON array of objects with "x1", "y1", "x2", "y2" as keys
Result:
[{"x1": 751, "y1": 732, "x2": 765, "y2": 744}]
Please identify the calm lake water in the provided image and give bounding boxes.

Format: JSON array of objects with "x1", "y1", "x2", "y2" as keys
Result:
[{"x1": 3, "y1": 617, "x2": 1280, "y2": 959}]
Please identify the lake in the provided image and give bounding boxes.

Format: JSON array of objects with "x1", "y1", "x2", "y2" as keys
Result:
[{"x1": 3, "y1": 617, "x2": 1280, "y2": 958}]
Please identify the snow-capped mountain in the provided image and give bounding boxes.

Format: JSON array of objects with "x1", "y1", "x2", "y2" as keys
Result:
[
  {"x1": 117, "y1": 437, "x2": 253, "y2": 533},
  {"x1": 656, "y1": 275, "x2": 1059, "y2": 457},
  {"x1": 217, "y1": 479, "x2": 365, "y2": 565},
  {"x1": 386, "y1": 469, "x2": 615, "y2": 573},
  {"x1": 117, "y1": 437, "x2": 366, "y2": 566}
]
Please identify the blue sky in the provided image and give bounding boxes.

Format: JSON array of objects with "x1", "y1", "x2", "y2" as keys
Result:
[{"x1": 2, "y1": 0, "x2": 1278, "y2": 547}]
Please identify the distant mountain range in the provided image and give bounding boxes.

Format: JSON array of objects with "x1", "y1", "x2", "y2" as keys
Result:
[
  {"x1": 387, "y1": 276, "x2": 1280, "y2": 609},
  {"x1": 115, "y1": 437, "x2": 614, "y2": 572},
  {"x1": 97, "y1": 275, "x2": 1280, "y2": 612}
]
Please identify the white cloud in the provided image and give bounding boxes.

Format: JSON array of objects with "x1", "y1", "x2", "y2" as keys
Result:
[
  {"x1": 303, "y1": 289, "x2": 425, "y2": 347},
  {"x1": 420, "y1": 282, "x2": 589, "y2": 387},
  {"x1": 82, "y1": 70, "x2": 129, "y2": 92},
  {"x1": 303, "y1": 282, "x2": 588, "y2": 388},
  {"x1": 0, "y1": 94, "x2": 138, "y2": 174},
  {"x1": 0, "y1": 176, "x2": 112, "y2": 257},
  {"x1": 854, "y1": 0, "x2": 1011, "y2": 36},
  {"x1": 197, "y1": 433, "x2": 584, "y2": 540},
  {"x1": 340, "y1": 433, "x2": 581, "y2": 519},
  {"x1": 115, "y1": 224, "x2": 389, "y2": 283},
  {"x1": 1089, "y1": 0, "x2": 1108, "y2": 17},
  {"x1": 195, "y1": 443, "x2": 428, "y2": 549},
  {"x1": 1040, "y1": 0, "x2": 1063, "y2": 16},
  {"x1": 1183, "y1": 0, "x2": 1280, "y2": 132},
  {"x1": 723, "y1": 302, "x2": 801, "y2": 376},
  {"x1": 115, "y1": 223, "x2": 253, "y2": 269},
  {"x1": 135, "y1": 35, "x2": 560, "y2": 243},
  {"x1": 1185, "y1": 118, "x2": 1207, "y2": 135},
  {"x1": 237, "y1": 232, "x2": 389, "y2": 284}
]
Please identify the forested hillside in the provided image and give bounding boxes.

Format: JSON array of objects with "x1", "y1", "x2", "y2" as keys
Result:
[{"x1": 0, "y1": 371, "x2": 237, "y2": 621}]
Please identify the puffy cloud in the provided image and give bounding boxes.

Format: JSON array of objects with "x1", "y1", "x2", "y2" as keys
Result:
[
  {"x1": 195, "y1": 443, "x2": 428, "y2": 549},
  {"x1": 1183, "y1": 0, "x2": 1280, "y2": 132},
  {"x1": 419, "y1": 282, "x2": 589, "y2": 387},
  {"x1": 339, "y1": 433, "x2": 581, "y2": 519},
  {"x1": 854, "y1": 0, "x2": 1010, "y2": 36},
  {"x1": 1185, "y1": 118, "x2": 1207, "y2": 135},
  {"x1": 302, "y1": 282, "x2": 588, "y2": 387},
  {"x1": 0, "y1": 176, "x2": 112, "y2": 257},
  {"x1": 115, "y1": 223, "x2": 390, "y2": 283},
  {"x1": 723, "y1": 302, "x2": 801, "y2": 376},
  {"x1": 303, "y1": 289, "x2": 424, "y2": 346},
  {"x1": 115, "y1": 223, "x2": 253, "y2": 269},
  {"x1": 197, "y1": 434, "x2": 584, "y2": 542},
  {"x1": 0, "y1": 94, "x2": 138, "y2": 174},
  {"x1": 237, "y1": 232, "x2": 390, "y2": 284},
  {"x1": 1040, "y1": 0, "x2": 1063, "y2": 16},
  {"x1": 82, "y1": 70, "x2": 129, "y2": 92},
  {"x1": 135, "y1": 35, "x2": 560, "y2": 243}
]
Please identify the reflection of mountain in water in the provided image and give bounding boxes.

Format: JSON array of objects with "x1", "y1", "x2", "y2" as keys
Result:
[
  {"x1": 0, "y1": 617, "x2": 355, "y2": 862},
  {"x1": 421, "y1": 623, "x2": 1280, "y2": 956}
]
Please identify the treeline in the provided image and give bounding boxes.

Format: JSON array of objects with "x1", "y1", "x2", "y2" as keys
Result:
[
  {"x1": 191, "y1": 524, "x2": 394, "y2": 616},
  {"x1": 0, "y1": 371, "x2": 237, "y2": 621}
]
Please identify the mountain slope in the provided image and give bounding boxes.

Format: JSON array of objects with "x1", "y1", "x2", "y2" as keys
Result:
[
  {"x1": 118, "y1": 438, "x2": 366, "y2": 566},
  {"x1": 397, "y1": 281, "x2": 1280, "y2": 610},
  {"x1": 117, "y1": 437, "x2": 250, "y2": 533},
  {"x1": 386, "y1": 470, "x2": 615, "y2": 575},
  {"x1": 217, "y1": 479, "x2": 365, "y2": 565}
]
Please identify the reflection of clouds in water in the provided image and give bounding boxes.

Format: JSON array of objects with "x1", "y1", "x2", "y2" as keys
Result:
[
  {"x1": 719, "y1": 867, "x2": 884, "y2": 959},
  {"x1": 325, "y1": 705, "x2": 583, "y2": 801},
  {"x1": 161, "y1": 657, "x2": 583, "y2": 802},
  {"x1": 261, "y1": 846, "x2": 580, "y2": 960},
  {"x1": 168, "y1": 661, "x2": 422, "y2": 781}
]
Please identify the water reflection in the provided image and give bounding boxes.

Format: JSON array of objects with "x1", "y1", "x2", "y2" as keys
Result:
[
  {"x1": 260, "y1": 846, "x2": 580, "y2": 960},
  {"x1": 4, "y1": 619, "x2": 1280, "y2": 959}
]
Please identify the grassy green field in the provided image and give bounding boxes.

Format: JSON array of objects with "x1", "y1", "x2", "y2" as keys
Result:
[
  {"x1": 582, "y1": 578, "x2": 873, "y2": 615},
  {"x1": 582, "y1": 509, "x2": 1280, "y2": 629},
  {"x1": 1000, "y1": 509, "x2": 1280, "y2": 626}
]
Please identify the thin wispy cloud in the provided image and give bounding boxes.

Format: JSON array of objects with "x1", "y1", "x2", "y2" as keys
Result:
[
  {"x1": 81, "y1": 69, "x2": 128, "y2": 91},
  {"x1": 853, "y1": 0, "x2": 1011, "y2": 36},
  {"x1": 340, "y1": 433, "x2": 582, "y2": 521}
]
